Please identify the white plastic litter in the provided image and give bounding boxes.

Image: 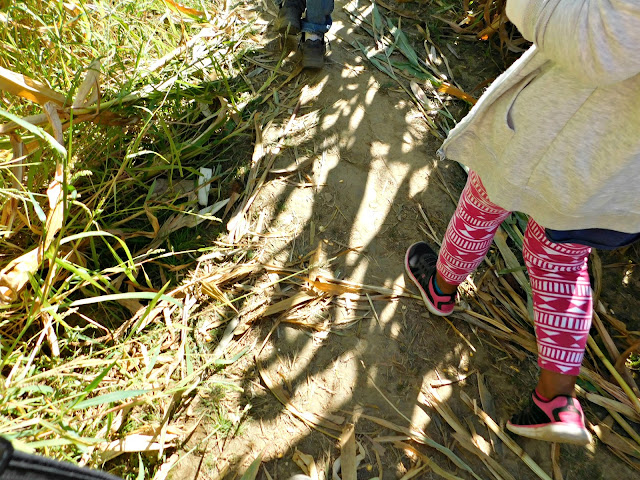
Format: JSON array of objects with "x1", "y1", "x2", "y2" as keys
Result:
[{"x1": 198, "y1": 167, "x2": 213, "y2": 206}]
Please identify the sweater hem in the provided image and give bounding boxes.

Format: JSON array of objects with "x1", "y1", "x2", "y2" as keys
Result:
[{"x1": 472, "y1": 168, "x2": 640, "y2": 233}]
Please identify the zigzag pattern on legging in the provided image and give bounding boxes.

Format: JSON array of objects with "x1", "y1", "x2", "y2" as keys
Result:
[
  {"x1": 437, "y1": 171, "x2": 511, "y2": 285},
  {"x1": 435, "y1": 171, "x2": 593, "y2": 376},
  {"x1": 523, "y1": 220, "x2": 592, "y2": 375}
]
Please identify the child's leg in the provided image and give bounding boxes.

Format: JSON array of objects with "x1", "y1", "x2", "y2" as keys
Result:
[
  {"x1": 406, "y1": 171, "x2": 511, "y2": 315},
  {"x1": 436, "y1": 171, "x2": 512, "y2": 286},
  {"x1": 506, "y1": 220, "x2": 592, "y2": 445},
  {"x1": 523, "y1": 219, "x2": 592, "y2": 396}
]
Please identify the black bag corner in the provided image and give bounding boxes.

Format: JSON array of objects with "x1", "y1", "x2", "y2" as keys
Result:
[{"x1": 0, "y1": 437, "x2": 123, "y2": 480}]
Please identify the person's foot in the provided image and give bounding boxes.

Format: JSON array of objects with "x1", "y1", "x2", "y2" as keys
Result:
[
  {"x1": 404, "y1": 242, "x2": 456, "y2": 316},
  {"x1": 301, "y1": 35, "x2": 325, "y2": 69},
  {"x1": 276, "y1": 0, "x2": 304, "y2": 34},
  {"x1": 507, "y1": 390, "x2": 592, "y2": 445}
]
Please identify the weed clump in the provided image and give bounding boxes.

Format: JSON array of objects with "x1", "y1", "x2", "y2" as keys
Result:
[{"x1": 0, "y1": 0, "x2": 273, "y2": 475}]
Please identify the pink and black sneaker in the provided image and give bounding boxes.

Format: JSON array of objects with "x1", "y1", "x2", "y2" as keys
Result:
[
  {"x1": 507, "y1": 390, "x2": 592, "y2": 445},
  {"x1": 405, "y1": 242, "x2": 456, "y2": 316}
]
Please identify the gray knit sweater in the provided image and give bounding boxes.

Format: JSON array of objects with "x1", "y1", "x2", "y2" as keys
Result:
[{"x1": 439, "y1": 0, "x2": 640, "y2": 233}]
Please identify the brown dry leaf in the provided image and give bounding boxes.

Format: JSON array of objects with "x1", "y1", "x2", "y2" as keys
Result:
[
  {"x1": 245, "y1": 116, "x2": 264, "y2": 196},
  {"x1": 118, "y1": 298, "x2": 145, "y2": 315},
  {"x1": 308, "y1": 242, "x2": 328, "y2": 284},
  {"x1": 476, "y1": 15, "x2": 503, "y2": 40},
  {"x1": 581, "y1": 390, "x2": 640, "y2": 423},
  {"x1": 462, "y1": 309, "x2": 512, "y2": 333},
  {"x1": 144, "y1": 205, "x2": 161, "y2": 236},
  {"x1": 152, "y1": 453, "x2": 180, "y2": 480},
  {"x1": 222, "y1": 182, "x2": 242, "y2": 219},
  {"x1": 44, "y1": 174, "x2": 64, "y2": 249},
  {"x1": 1, "y1": 135, "x2": 24, "y2": 231},
  {"x1": 591, "y1": 419, "x2": 640, "y2": 459},
  {"x1": 551, "y1": 443, "x2": 563, "y2": 480},
  {"x1": 422, "y1": 385, "x2": 467, "y2": 436},
  {"x1": 410, "y1": 81, "x2": 436, "y2": 110},
  {"x1": 229, "y1": 95, "x2": 303, "y2": 242},
  {"x1": 597, "y1": 303, "x2": 629, "y2": 334},
  {"x1": 0, "y1": 65, "x2": 66, "y2": 105},
  {"x1": 477, "y1": 373, "x2": 502, "y2": 456},
  {"x1": 226, "y1": 210, "x2": 249, "y2": 242},
  {"x1": 0, "y1": 248, "x2": 42, "y2": 303},
  {"x1": 340, "y1": 423, "x2": 357, "y2": 480},
  {"x1": 72, "y1": 59, "x2": 101, "y2": 108},
  {"x1": 9, "y1": 134, "x2": 24, "y2": 188},
  {"x1": 42, "y1": 103, "x2": 65, "y2": 255},
  {"x1": 0, "y1": 111, "x2": 136, "y2": 135},
  {"x1": 42, "y1": 311, "x2": 60, "y2": 357},
  {"x1": 292, "y1": 449, "x2": 319, "y2": 480},
  {"x1": 44, "y1": 102, "x2": 63, "y2": 144},
  {"x1": 395, "y1": 442, "x2": 465, "y2": 480},
  {"x1": 0, "y1": 196, "x2": 17, "y2": 232},
  {"x1": 452, "y1": 432, "x2": 516, "y2": 480},
  {"x1": 145, "y1": 198, "x2": 228, "y2": 250},
  {"x1": 96, "y1": 433, "x2": 179, "y2": 462},
  {"x1": 161, "y1": 0, "x2": 205, "y2": 18},
  {"x1": 438, "y1": 83, "x2": 477, "y2": 104},
  {"x1": 431, "y1": 15, "x2": 473, "y2": 34},
  {"x1": 262, "y1": 291, "x2": 317, "y2": 317},
  {"x1": 306, "y1": 275, "x2": 361, "y2": 296},
  {"x1": 201, "y1": 279, "x2": 238, "y2": 313},
  {"x1": 460, "y1": 391, "x2": 553, "y2": 480},
  {"x1": 87, "y1": 110, "x2": 139, "y2": 126},
  {"x1": 200, "y1": 262, "x2": 260, "y2": 287},
  {"x1": 398, "y1": 464, "x2": 428, "y2": 480}
]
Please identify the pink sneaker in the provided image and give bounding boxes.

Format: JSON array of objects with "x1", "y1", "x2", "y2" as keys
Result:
[
  {"x1": 507, "y1": 391, "x2": 592, "y2": 445},
  {"x1": 404, "y1": 242, "x2": 456, "y2": 316}
]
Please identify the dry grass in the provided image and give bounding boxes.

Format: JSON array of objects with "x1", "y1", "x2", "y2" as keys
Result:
[
  {"x1": 0, "y1": 0, "x2": 290, "y2": 477},
  {"x1": 2, "y1": 1, "x2": 639, "y2": 478}
]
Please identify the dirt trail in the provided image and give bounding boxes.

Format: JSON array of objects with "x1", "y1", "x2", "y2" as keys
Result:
[{"x1": 174, "y1": 2, "x2": 638, "y2": 479}]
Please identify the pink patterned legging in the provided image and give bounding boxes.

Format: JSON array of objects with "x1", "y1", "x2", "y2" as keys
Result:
[{"x1": 437, "y1": 171, "x2": 592, "y2": 376}]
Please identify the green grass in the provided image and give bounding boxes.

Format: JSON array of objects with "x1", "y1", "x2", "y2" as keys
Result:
[{"x1": 0, "y1": 0, "x2": 280, "y2": 477}]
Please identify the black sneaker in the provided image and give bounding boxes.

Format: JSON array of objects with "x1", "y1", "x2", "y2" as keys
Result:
[
  {"x1": 301, "y1": 36, "x2": 326, "y2": 69},
  {"x1": 404, "y1": 242, "x2": 456, "y2": 316},
  {"x1": 507, "y1": 391, "x2": 592, "y2": 445},
  {"x1": 276, "y1": 0, "x2": 304, "y2": 35}
]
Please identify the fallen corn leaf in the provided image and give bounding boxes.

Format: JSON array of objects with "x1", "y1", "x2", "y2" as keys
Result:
[
  {"x1": 292, "y1": 449, "x2": 319, "y2": 480},
  {"x1": 438, "y1": 83, "x2": 477, "y2": 105},
  {"x1": 96, "y1": 433, "x2": 178, "y2": 462},
  {"x1": 262, "y1": 291, "x2": 317, "y2": 317},
  {"x1": 0, "y1": 248, "x2": 41, "y2": 303},
  {"x1": 72, "y1": 59, "x2": 101, "y2": 108},
  {"x1": 161, "y1": 0, "x2": 205, "y2": 18},
  {"x1": 591, "y1": 419, "x2": 640, "y2": 459},
  {"x1": 340, "y1": 423, "x2": 357, "y2": 480},
  {"x1": 0, "y1": 66, "x2": 66, "y2": 105}
]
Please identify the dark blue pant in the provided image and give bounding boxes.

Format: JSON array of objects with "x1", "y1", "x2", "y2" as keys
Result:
[
  {"x1": 277, "y1": 0, "x2": 333, "y2": 34},
  {"x1": 302, "y1": 0, "x2": 333, "y2": 34}
]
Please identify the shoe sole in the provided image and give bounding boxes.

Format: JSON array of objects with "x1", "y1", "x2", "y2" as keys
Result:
[
  {"x1": 404, "y1": 243, "x2": 452, "y2": 317},
  {"x1": 507, "y1": 421, "x2": 592, "y2": 445}
]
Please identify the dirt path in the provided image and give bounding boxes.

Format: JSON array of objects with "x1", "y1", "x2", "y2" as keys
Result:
[{"x1": 173, "y1": 2, "x2": 639, "y2": 479}]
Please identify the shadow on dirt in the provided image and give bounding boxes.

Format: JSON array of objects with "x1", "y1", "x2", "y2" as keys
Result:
[{"x1": 173, "y1": 2, "x2": 640, "y2": 480}]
